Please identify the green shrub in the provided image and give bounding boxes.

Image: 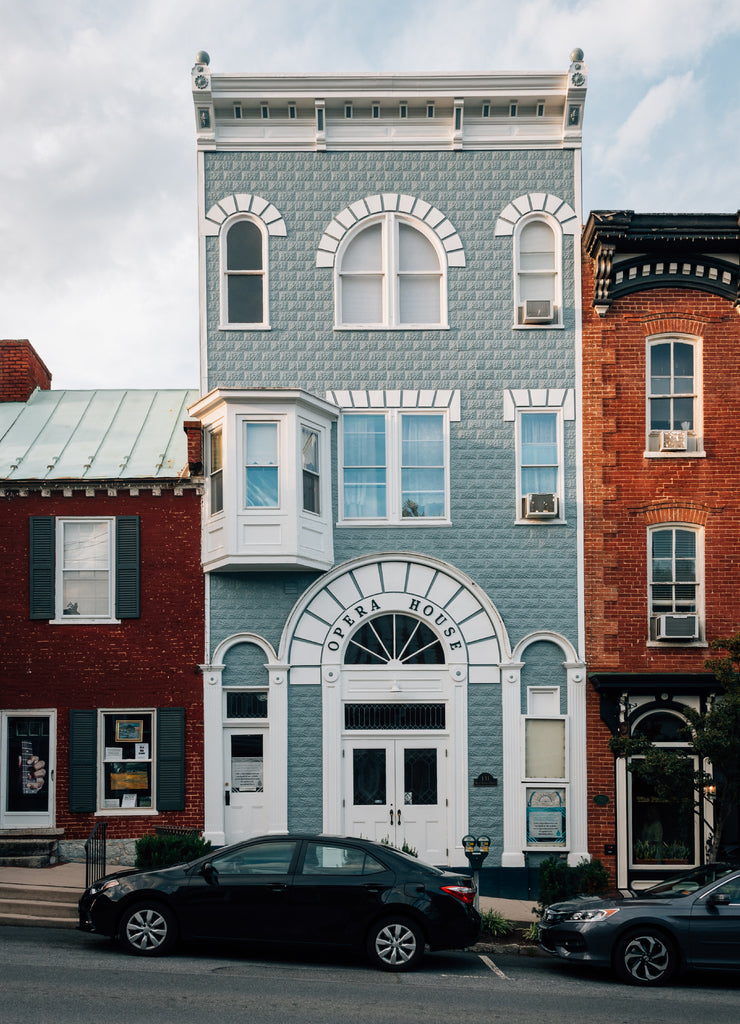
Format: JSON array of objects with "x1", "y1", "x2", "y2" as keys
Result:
[
  {"x1": 536, "y1": 855, "x2": 609, "y2": 915},
  {"x1": 135, "y1": 833, "x2": 211, "y2": 870},
  {"x1": 479, "y1": 909, "x2": 514, "y2": 938}
]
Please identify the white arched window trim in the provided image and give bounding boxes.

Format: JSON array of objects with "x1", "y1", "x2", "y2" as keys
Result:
[
  {"x1": 219, "y1": 214, "x2": 270, "y2": 330},
  {"x1": 513, "y1": 212, "x2": 563, "y2": 328},
  {"x1": 334, "y1": 213, "x2": 449, "y2": 330}
]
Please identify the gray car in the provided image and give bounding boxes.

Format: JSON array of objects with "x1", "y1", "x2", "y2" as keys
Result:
[{"x1": 538, "y1": 863, "x2": 740, "y2": 985}]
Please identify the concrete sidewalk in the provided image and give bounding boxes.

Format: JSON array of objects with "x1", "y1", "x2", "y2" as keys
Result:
[{"x1": 0, "y1": 861, "x2": 538, "y2": 922}]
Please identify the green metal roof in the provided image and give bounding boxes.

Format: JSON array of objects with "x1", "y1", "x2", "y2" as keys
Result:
[{"x1": 0, "y1": 388, "x2": 199, "y2": 481}]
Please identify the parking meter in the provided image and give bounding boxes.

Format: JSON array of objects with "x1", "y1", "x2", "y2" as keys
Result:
[{"x1": 462, "y1": 835, "x2": 491, "y2": 908}]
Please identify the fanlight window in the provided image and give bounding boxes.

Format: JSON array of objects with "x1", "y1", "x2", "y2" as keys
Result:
[{"x1": 344, "y1": 614, "x2": 445, "y2": 665}]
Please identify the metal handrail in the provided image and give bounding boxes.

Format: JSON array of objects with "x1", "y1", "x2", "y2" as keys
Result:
[{"x1": 84, "y1": 821, "x2": 108, "y2": 888}]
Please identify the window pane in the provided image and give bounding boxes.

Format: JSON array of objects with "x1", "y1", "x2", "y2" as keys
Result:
[
  {"x1": 227, "y1": 221, "x2": 262, "y2": 271},
  {"x1": 673, "y1": 397, "x2": 693, "y2": 430},
  {"x1": 520, "y1": 221, "x2": 554, "y2": 255},
  {"x1": 353, "y1": 748, "x2": 386, "y2": 805},
  {"x1": 344, "y1": 470, "x2": 386, "y2": 518},
  {"x1": 525, "y1": 719, "x2": 566, "y2": 778},
  {"x1": 342, "y1": 223, "x2": 382, "y2": 271},
  {"x1": 519, "y1": 274, "x2": 555, "y2": 301},
  {"x1": 301, "y1": 428, "x2": 318, "y2": 474},
  {"x1": 675, "y1": 530, "x2": 696, "y2": 558},
  {"x1": 63, "y1": 521, "x2": 109, "y2": 569},
  {"x1": 399, "y1": 276, "x2": 440, "y2": 323},
  {"x1": 650, "y1": 343, "x2": 671, "y2": 378},
  {"x1": 228, "y1": 274, "x2": 263, "y2": 324},
  {"x1": 521, "y1": 467, "x2": 558, "y2": 494},
  {"x1": 341, "y1": 276, "x2": 383, "y2": 323},
  {"x1": 402, "y1": 415, "x2": 444, "y2": 467},
  {"x1": 402, "y1": 468, "x2": 445, "y2": 517},
  {"x1": 62, "y1": 522, "x2": 110, "y2": 617},
  {"x1": 246, "y1": 423, "x2": 277, "y2": 465},
  {"x1": 652, "y1": 530, "x2": 673, "y2": 559},
  {"x1": 649, "y1": 397, "x2": 670, "y2": 430},
  {"x1": 398, "y1": 224, "x2": 438, "y2": 271},
  {"x1": 215, "y1": 840, "x2": 296, "y2": 875},
  {"x1": 344, "y1": 415, "x2": 385, "y2": 467},
  {"x1": 674, "y1": 342, "x2": 694, "y2": 377},
  {"x1": 246, "y1": 467, "x2": 278, "y2": 507}
]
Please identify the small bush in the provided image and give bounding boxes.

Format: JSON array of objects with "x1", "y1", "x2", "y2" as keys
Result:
[
  {"x1": 536, "y1": 855, "x2": 609, "y2": 915},
  {"x1": 135, "y1": 833, "x2": 211, "y2": 870},
  {"x1": 479, "y1": 909, "x2": 514, "y2": 939}
]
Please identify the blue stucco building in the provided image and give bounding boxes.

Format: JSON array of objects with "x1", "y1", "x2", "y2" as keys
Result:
[{"x1": 189, "y1": 52, "x2": 589, "y2": 895}]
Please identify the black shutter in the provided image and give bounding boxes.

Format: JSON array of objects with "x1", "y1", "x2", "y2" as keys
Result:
[
  {"x1": 29, "y1": 517, "x2": 55, "y2": 619},
  {"x1": 156, "y1": 708, "x2": 185, "y2": 811},
  {"x1": 115, "y1": 516, "x2": 140, "y2": 618},
  {"x1": 69, "y1": 710, "x2": 97, "y2": 813}
]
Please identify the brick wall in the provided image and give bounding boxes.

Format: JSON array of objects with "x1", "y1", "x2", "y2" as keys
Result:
[
  {"x1": 1, "y1": 487, "x2": 205, "y2": 839},
  {"x1": 0, "y1": 339, "x2": 52, "y2": 402}
]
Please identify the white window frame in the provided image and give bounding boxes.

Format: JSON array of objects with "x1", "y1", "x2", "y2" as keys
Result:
[
  {"x1": 219, "y1": 214, "x2": 269, "y2": 330},
  {"x1": 513, "y1": 213, "x2": 562, "y2": 328},
  {"x1": 522, "y1": 714, "x2": 569, "y2": 851},
  {"x1": 52, "y1": 518, "x2": 118, "y2": 625},
  {"x1": 98, "y1": 708, "x2": 156, "y2": 815},
  {"x1": 338, "y1": 408, "x2": 451, "y2": 526},
  {"x1": 335, "y1": 214, "x2": 448, "y2": 330},
  {"x1": 514, "y1": 407, "x2": 564, "y2": 523},
  {"x1": 244, "y1": 420, "x2": 280, "y2": 510},
  {"x1": 647, "y1": 523, "x2": 705, "y2": 645},
  {"x1": 301, "y1": 425, "x2": 321, "y2": 516},
  {"x1": 207, "y1": 425, "x2": 224, "y2": 517},
  {"x1": 644, "y1": 333, "x2": 703, "y2": 456}
]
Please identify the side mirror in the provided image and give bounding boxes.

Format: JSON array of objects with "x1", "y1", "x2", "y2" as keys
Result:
[
  {"x1": 200, "y1": 861, "x2": 217, "y2": 884},
  {"x1": 708, "y1": 891, "x2": 731, "y2": 907}
]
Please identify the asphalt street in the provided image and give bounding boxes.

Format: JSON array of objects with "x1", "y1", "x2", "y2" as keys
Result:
[{"x1": 2, "y1": 925, "x2": 739, "y2": 1024}]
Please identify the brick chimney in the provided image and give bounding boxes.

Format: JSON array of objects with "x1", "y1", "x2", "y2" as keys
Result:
[{"x1": 0, "y1": 340, "x2": 52, "y2": 402}]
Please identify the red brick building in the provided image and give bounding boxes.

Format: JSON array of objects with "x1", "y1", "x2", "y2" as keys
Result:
[
  {"x1": 582, "y1": 212, "x2": 740, "y2": 889},
  {"x1": 0, "y1": 340, "x2": 204, "y2": 865}
]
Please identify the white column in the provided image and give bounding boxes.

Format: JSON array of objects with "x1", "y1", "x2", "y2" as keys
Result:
[
  {"x1": 565, "y1": 662, "x2": 589, "y2": 865},
  {"x1": 322, "y1": 665, "x2": 342, "y2": 834},
  {"x1": 267, "y1": 663, "x2": 289, "y2": 833},
  {"x1": 201, "y1": 664, "x2": 225, "y2": 846},
  {"x1": 501, "y1": 662, "x2": 525, "y2": 868}
]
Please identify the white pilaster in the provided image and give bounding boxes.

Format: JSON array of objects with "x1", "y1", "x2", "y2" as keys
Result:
[
  {"x1": 201, "y1": 663, "x2": 225, "y2": 846},
  {"x1": 501, "y1": 662, "x2": 525, "y2": 867}
]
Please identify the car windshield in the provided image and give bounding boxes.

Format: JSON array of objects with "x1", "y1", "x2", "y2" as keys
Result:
[{"x1": 642, "y1": 863, "x2": 736, "y2": 897}]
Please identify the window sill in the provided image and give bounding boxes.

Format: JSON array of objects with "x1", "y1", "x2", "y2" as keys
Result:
[
  {"x1": 646, "y1": 639, "x2": 708, "y2": 648},
  {"x1": 95, "y1": 808, "x2": 158, "y2": 816},
  {"x1": 333, "y1": 323, "x2": 449, "y2": 332},
  {"x1": 337, "y1": 518, "x2": 452, "y2": 528},
  {"x1": 515, "y1": 518, "x2": 567, "y2": 526},
  {"x1": 218, "y1": 323, "x2": 271, "y2": 331},
  {"x1": 512, "y1": 323, "x2": 564, "y2": 330},
  {"x1": 51, "y1": 617, "x2": 122, "y2": 626},
  {"x1": 643, "y1": 450, "x2": 706, "y2": 459}
]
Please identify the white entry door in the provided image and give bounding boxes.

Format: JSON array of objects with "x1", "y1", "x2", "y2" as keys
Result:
[
  {"x1": 1, "y1": 712, "x2": 55, "y2": 829},
  {"x1": 343, "y1": 738, "x2": 447, "y2": 864},
  {"x1": 223, "y1": 729, "x2": 268, "y2": 844}
]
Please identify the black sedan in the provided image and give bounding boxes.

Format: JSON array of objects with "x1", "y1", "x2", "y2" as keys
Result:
[
  {"x1": 539, "y1": 862, "x2": 740, "y2": 986},
  {"x1": 79, "y1": 833, "x2": 480, "y2": 971}
]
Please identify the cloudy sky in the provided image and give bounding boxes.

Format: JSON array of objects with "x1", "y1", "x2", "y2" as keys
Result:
[{"x1": 2, "y1": 0, "x2": 739, "y2": 391}]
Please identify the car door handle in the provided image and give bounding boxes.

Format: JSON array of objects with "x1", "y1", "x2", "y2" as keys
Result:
[
  {"x1": 269, "y1": 883, "x2": 288, "y2": 892},
  {"x1": 364, "y1": 885, "x2": 382, "y2": 894}
]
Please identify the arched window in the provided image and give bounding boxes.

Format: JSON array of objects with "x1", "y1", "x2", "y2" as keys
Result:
[
  {"x1": 514, "y1": 216, "x2": 560, "y2": 326},
  {"x1": 344, "y1": 614, "x2": 445, "y2": 665},
  {"x1": 336, "y1": 216, "x2": 446, "y2": 329},
  {"x1": 221, "y1": 217, "x2": 267, "y2": 327}
]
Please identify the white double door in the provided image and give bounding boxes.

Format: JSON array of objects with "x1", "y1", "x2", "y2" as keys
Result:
[{"x1": 343, "y1": 737, "x2": 447, "y2": 864}]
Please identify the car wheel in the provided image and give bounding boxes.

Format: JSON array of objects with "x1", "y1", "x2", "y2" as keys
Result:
[
  {"x1": 118, "y1": 902, "x2": 177, "y2": 957},
  {"x1": 366, "y1": 916, "x2": 425, "y2": 972},
  {"x1": 613, "y1": 928, "x2": 677, "y2": 986}
]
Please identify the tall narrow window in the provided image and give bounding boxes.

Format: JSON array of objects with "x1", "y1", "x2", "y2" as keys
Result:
[
  {"x1": 337, "y1": 216, "x2": 444, "y2": 328},
  {"x1": 520, "y1": 412, "x2": 558, "y2": 495},
  {"x1": 401, "y1": 414, "x2": 444, "y2": 518},
  {"x1": 650, "y1": 528, "x2": 697, "y2": 616},
  {"x1": 516, "y1": 218, "x2": 559, "y2": 325},
  {"x1": 245, "y1": 423, "x2": 278, "y2": 507},
  {"x1": 209, "y1": 429, "x2": 223, "y2": 515},
  {"x1": 302, "y1": 426, "x2": 320, "y2": 514},
  {"x1": 649, "y1": 340, "x2": 695, "y2": 432},
  {"x1": 224, "y1": 219, "x2": 265, "y2": 326},
  {"x1": 60, "y1": 520, "x2": 112, "y2": 618},
  {"x1": 342, "y1": 414, "x2": 386, "y2": 519}
]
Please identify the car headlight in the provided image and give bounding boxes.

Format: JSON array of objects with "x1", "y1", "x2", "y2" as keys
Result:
[
  {"x1": 564, "y1": 907, "x2": 619, "y2": 922},
  {"x1": 88, "y1": 878, "x2": 120, "y2": 897}
]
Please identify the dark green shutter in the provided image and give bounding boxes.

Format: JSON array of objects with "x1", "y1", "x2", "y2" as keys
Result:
[
  {"x1": 156, "y1": 707, "x2": 185, "y2": 811},
  {"x1": 29, "y1": 517, "x2": 55, "y2": 619},
  {"x1": 69, "y1": 710, "x2": 97, "y2": 813},
  {"x1": 115, "y1": 516, "x2": 140, "y2": 618}
]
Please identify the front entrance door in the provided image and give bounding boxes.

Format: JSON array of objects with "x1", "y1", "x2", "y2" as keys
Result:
[
  {"x1": 224, "y1": 729, "x2": 268, "y2": 844},
  {"x1": 343, "y1": 738, "x2": 447, "y2": 863},
  {"x1": 1, "y1": 712, "x2": 55, "y2": 829}
]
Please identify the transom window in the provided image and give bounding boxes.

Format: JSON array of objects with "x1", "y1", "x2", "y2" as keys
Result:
[
  {"x1": 341, "y1": 410, "x2": 448, "y2": 523},
  {"x1": 336, "y1": 215, "x2": 445, "y2": 328},
  {"x1": 222, "y1": 217, "x2": 267, "y2": 327},
  {"x1": 344, "y1": 614, "x2": 445, "y2": 665}
]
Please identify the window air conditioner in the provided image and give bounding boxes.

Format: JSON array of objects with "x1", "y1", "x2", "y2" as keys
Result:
[
  {"x1": 523, "y1": 492, "x2": 559, "y2": 519},
  {"x1": 659, "y1": 430, "x2": 688, "y2": 452},
  {"x1": 522, "y1": 299, "x2": 554, "y2": 324},
  {"x1": 654, "y1": 613, "x2": 699, "y2": 641}
]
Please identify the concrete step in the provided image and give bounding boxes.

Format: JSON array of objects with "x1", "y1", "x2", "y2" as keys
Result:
[{"x1": 0, "y1": 884, "x2": 79, "y2": 929}]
